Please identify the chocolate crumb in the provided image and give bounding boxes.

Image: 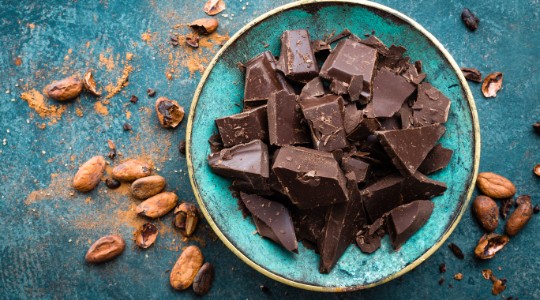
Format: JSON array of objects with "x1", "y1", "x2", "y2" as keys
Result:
[
  {"x1": 186, "y1": 33, "x2": 200, "y2": 48},
  {"x1": 438, "y1": 278, "x2": 445, "y2": 285},
  {"x1": 448, "y1": 243, "x2": 465, "y2": 259},
  {"x1": 259, "y1": 285, "x2": 270, "y2": 294},
  {"x1": 123, "y1": 123, "x2": 132, "y2": 131},
  {"x1": 147, "y1": 88, "x2": 156, "y2": 97},
  {"x1": 461, "y1": 8, "x2": 479, "y2": 31},
  {"x1": 107, "y1": 140, "x2": 117, "y2": 160},
  {"x1": 105, "y1": 178, "x2": 121, "y2": 189},
  {"x1": 130, "y1": 95, "x2": 138, "y2": 103},
  {"x1": 179, "y1": 140, "x2": 186, "y2": 155},
  {"x1": 439, "y1": 263, "x2": 447, "y2": 273},
  {"x1": 461, "y1": 67, "x2": 482, "y2": 83},
  {"x1": 533, "y1": 122, "x2": 540, "y2": 134},
  {"x1": 533, "y1": 204, "x2": 540, "y2": 214},
  {"x1": 170, "y1": 34, "x2": 179, "y2": 47}
]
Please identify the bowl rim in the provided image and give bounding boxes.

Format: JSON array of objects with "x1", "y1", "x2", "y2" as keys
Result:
[{"x1": 186, "y1": 0, "x2": 481, "y2": 292}]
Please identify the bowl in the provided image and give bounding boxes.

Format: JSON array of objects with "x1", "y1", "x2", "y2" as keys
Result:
[{"x1": 186, "y1": 0, "x2": 480, "y2": 292}]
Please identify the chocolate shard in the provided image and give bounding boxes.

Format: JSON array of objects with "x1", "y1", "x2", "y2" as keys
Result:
[
  {"x1": 376, "y1": 124, "x2": 446, "y2": 176},
  {"x1": 367, "y1": 68, "x2": 416, "y2": 118},
  {"x1": 319, "y1": 172, "x2": 367, "y2": 273},
  {"x1": 348, "y1": 75, "x2": 365, "y2": 102},
  {"x1": 244, "y1": 52, "x2": 292, "y2": 107},
  {"x1": 267, "y1": 90, "x2": 311, "y2": 146},
  {"x1": 418, "y1": 144, "x2": 453, "y2": 174},
  {"x1": 379, "y1": 117, "x2": 401, "y2": 131},
  {"x1": 341, "y1": 157, "x2": 370, "y2": 184},
  {"x1": 300, "y1": 77, "x2": 325, "y2": 99},
  {"x1": 240, "y1": 192, "x2": 298, "y2": 252},
  {"x1": 300, "y1": 94, "x2": 348, "y2": 152},
  {"x1": 411, "y1": 82, "x2": 451, "y2": 126},
  {"x1": 292, "y1": 207, "x2": 327, "y2": 244},
  {"x1": 278, "y1": 29, "x2": 319, "y2": 83},
  {"x1": 311, "y1": 40, "x2": 331, "y2": 59},
  {"x1": 215, "y1": 105, "x2": 268, "y2": 147},
  {"x1": 208, "y1": 140, "x2": 269, "y2": 189},
  {"x1": 356, "y1": 217, "x2": 386, "y2": 254},
  {"x1": 359, "y1": 35, "x2": 389, "y2": 56},
  {"x1": 399, "y1": 101, "x2": 414, "y2": 130},
  {"x1": 329, "y1": 79, "x2": 349, "y2": 95},
  {"x1": 401, "y1": 172, "x2": 447, "y2": 203},
  {"x1": 272, "y1": 146, "x2": 349, "y2": 209},
  {"x1": 361, "y1": 174, "x2": 404, "y2": 222},
  {"x1": 387, "y1": 200, "x2": 434, "y2": 250},
  {"x1": 345, "y1": 110, "x2": 381, "y2": 142},
  {"x1": 320, "y1": 39, "x2": 378, "y2": 102},
  {"x1": 378, "y1": 45, "x2": 407, "y2": 70},
  {"x1": 401, "y1": 63, "x2": 426, "y2": 85}
]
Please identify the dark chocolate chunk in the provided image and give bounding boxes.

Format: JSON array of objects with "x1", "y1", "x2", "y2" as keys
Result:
[
  {"x1": 326, "y1": 29, "x2": 352, "y2": 44},
  {"x1": 208, "y1": 140, "x2": 269, "y2": 189},
  {"x1": 367, "y1": 68, "x2": 416, "y2": 118},
  {"x1": 418, "y1": 144, "x2": 453, "y2": 174},
  {"x1": 343, "y1": 104, "x2": 363, "y2": 136},
  {"x1": 361, "y1": 174, "x2": 404, "y2": 221},
  {"x1": 320, "y1": 39, "x2": 378, "y2": 102},
  {"x1": 244, "y1": 52, "x2": 292, "y2": 107},
  {"x1": 240, "y1": 192, "x2": 298, "y2": 252},
  {"x1": 300, "y1": 95, "x2": 348, "y2": 152},
  {"x1": 387, "y1": 200, "x2": 434, "y2": 250},
  {"x1": 461, "y1": 8, "x2": 479, "y2": 31},
  {"x1": 208, "y1": 133, "x2": 224, "y2": 153},
  {"x1": 461, "y1": 67, "x2": 482, "y2": 83},
  {"x1": 401, "y1": 172, "x2": 447, "y2": 203},
  {"x1": 399, "y1": 101, "x2": 414, "y2": 130},
  {"x1": 329, "y1": 79, "x2": 349, "y2": 95},
  {"x1": 377, "y1": 124, "x2": 446, "y2": 176},
  {"x1": 319, "y1": 172, "x2": 367, "y2": 273},
  {"x1": 278, "y1": 30, "x2": 318, "y2": 83},
  {"x1": 267, "y1": 90, "x2": 310, "y2": 146},
  {"x1": 231, "y1": 179, "x2": 273, "y2": 196},
  {"x1": 347, "y1": 75, "x2": 365, "y2": 102},
  {"x1": 300, "y1": 77, "x2": 325, "y2": 99},
  {"x1": 272, "y1": 146, "x2": 349, "y2": 209},
  {"x1": 411, "y1": 83, "x2": 451, "y2": 126},
  {"x1": 378, "y1": 45, "x2": 407, "y2": 71},
  {"x1": 356, "y1": 217, "x2": 385, "y2": 254},
  {"x1": 379, "y1": 117, "x2": 402, "y2": 131},
  {"x1": 215, "y1": 105, "x2": 268, "y2": 147},
  {"x1": 345, "y1": 111, "x2": 381, "y2": 142},
  {"x1": 341, "y1": 157, "x2": 370, "y2": 184},
  {"x1": 311, "y1": 40, "x2": 331, "y2": 59},
  {"x1": 292, "y1": 207, "x2": 327, "y2": 244},
  {"x1": 401, "y1": 63, "x2": 426, "y2": 85}
]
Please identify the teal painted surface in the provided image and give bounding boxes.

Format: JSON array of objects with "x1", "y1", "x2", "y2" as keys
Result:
[
  {"x1": 190, "y1": 1, "x2": 476, "y2": 289},
  {"x1": 1, "y1": 0, "x2": 539, "y2": 299}
]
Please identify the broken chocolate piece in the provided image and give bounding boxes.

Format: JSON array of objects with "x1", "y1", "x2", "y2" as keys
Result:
[
  {"x1": 326, "y1": 29, "x2": 352, "y2": 44},
  {"x1": 319, "y1": 172, "x2": 367, "y2": 273},
  {"x1": 346, "y1": 111, "x2": 381, "y2": 141},
  {"x1": 347, "y1": 75, "x2": 364, "y2": 102},
  {"x1": 361, "y1": 174, "x2": 404, "y2": 221},
  {"x1": 292, "y1": 207, "x2": 327, "y2": 244},
  {"x1": 359, "y1": 35, "x2": 389, "y2": 56},
  {"x1": 300, "y1": 77, "x2": 325, "y2": 99},
  {"x1": 240, "y1": 192, "x2": 298, "y2": 252},
  {"x1": 320, "y1": 39, "x2": 378, "y2": 102},
  {"x1": 401, "y1": 172, "x2": 447, "y2": 203},
  {"x1": 378, "y1": 45, "x2": 407, "y2": 71},
  {"x1": 412, "y1": 82, "x2": 451, "y2": 126},
  {"x1": 368, "y1": 68, "x2": 416, "y2": 118},
  {"x1": 215, "y1": 105, "x2": 268, "y2": 147},
  {"x1": 278, "y1": 30, "x2": 318, "y2": 83},
  {"x1": 418, "y1": 144, "x2": 453, "y2": 174},
  {"x1": 356, "y1": 217, "x2": 386, "y2": 253},
  {"x1": 244, "y1": 52, "x2": 292, "y2": 107},
  {"x1": 379, "y1": 117, "x2": 401, "y2": 131},
  {"x1": 387, "y1": 200, "x2": 434, "y2": 250},
  {"x1": 208, "y1": 140, "x2": 269, "y2": 189},
  {"x1": 341, "y1": 157, "x2": 370, "y2": 184},
  {"x1": 461, "y1": 8, "x2": 479, "y2": 31},
  {"x1": 401, "y1": 63, "x2": 426, "y2": 85},
  {"x1": 329, "y1": 79, "x2": 349, "y2": 95},
  {"x1": 272, "y1": 146, "x2": 349, "y2": 209},
  {"x1": 311, "y1": 40, "x2": 331, "y2": 59},
  {"x1": 377, "y1": 124, "x2": 446, "y2": 176},
  {"x1": 267, "y1": 90, "x2": 310, "y2": 146},
  {"x1": 300, "y1": 95, "x2": 348, "y2": 152}
]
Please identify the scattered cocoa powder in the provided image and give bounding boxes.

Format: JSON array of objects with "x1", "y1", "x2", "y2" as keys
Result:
[{"x1": 21, "y1": 89, "x2": 67, "y2": 124}]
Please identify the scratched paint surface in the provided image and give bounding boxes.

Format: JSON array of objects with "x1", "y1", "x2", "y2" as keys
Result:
[{"x1": 0, "y1": 0, "x2": 539, "y2": 299}]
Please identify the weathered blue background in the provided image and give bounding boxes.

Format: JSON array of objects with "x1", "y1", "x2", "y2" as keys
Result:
[{"x1": 0, "y1": 0, "x2": 538, "y2": 299}]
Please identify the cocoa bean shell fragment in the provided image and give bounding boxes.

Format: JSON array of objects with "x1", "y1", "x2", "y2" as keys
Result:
[
  {"x1": 461, "y1": 67, "x2": 482, "y2": 83},
  {"x1": 134, "y1": 223, "x2": 158, "y2": 249},
  {"x1": 474, "y1": 233, "x2": 509, "y2": 259},
  {"x1": 174, "y1": 203, "x2": 199, "y2": 236},
  {"x1": 481, "y1": 72, "x2": 503, "y2": 98},
  {"x1": 190, "y1": 18, "x2": 218, "y2": 35},
  {"x1": 448, "y1": 242, "x2": 465, "y2": 259},
  {"x1": 155, "y1": 97, "x2": 185, "y2": 129},
  {"x1": 204, "y1": 0, "x2": 225, "y2": 16},
  {"x1": 461, "y1": 8, "x2": 479, "y2": 31},
  {"x1": 85, "y1": 235, "x2": 126, "y2": 264},
  {"x1": 83, "y1": 70, "x2": 101, "y2": 96}
]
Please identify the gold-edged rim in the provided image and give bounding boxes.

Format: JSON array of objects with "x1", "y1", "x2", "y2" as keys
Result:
[{"x1": 186, "y1": 0, "x2": 481, "y2": 292}]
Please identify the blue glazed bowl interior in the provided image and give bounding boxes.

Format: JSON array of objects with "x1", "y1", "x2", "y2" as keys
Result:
[{"x1": 188, "y1": 1, "x2": 477, "y2": 290}]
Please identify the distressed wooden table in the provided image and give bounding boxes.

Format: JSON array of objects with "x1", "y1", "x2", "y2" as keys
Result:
[{"x1": 0, "y1": 0, "x2": 539, "y2": 299}]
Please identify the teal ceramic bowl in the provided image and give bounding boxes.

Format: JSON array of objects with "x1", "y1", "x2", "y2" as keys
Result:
[{"x1": 187, "y1": 0, "x2": 480, "y2": 292}]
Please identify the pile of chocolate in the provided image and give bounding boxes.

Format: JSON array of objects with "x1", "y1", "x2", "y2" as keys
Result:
[{"x1": 208, "y1": 29, "x2": 453, "y2": 273}]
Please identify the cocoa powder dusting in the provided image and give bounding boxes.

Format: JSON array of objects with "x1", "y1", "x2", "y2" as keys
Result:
[
  {"x1": 21, "y1": 89, "x2": 67, "y2": 124},
  {"x1": 105, "y1": 53, "x2": 134, "y2": 99},
  {"x1": 94, "y1": 101, "x2": 109, "y2": 116}
]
